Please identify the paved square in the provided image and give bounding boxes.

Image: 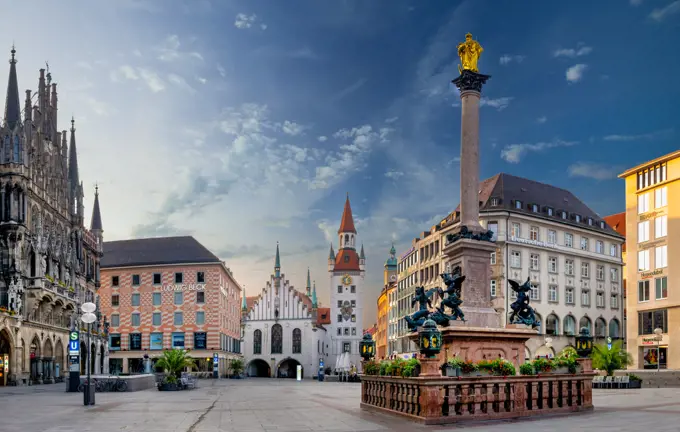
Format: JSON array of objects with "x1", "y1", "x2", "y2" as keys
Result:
[{"x1": 1, "y1": 379, "x2": 679, "y2": 431}]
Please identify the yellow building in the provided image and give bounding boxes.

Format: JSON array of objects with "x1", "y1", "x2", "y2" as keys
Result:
[
  {"x1": 376, "y1": 244, "x2": 398, "y2": 359},
  {"x1": 619, "y1": 150, "x2": 679, "y2": 370}
]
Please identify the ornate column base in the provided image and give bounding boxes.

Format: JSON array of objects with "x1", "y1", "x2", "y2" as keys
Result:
[{"x1": 419, "y1": 358, "x2": 441, "y2": 377}]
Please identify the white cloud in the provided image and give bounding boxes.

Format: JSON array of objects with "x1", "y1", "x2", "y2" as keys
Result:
[
  {"x1": 81, "y1": 96, "x2": 113, "y2": 117},
  {"x1": 384, "y1": 171, "x2": 404, "y2": 180},
  {"x1": 281, "y1": 120, "x2": 306, "y2": 136},
  {"x1": 235, "y1": 13, "x2": 265, "y2": 30},
  {"x1": 168, "y1": 73, "x2": 195, "y2": 93},
  {"x1": 110, "y1": 65, "x2": 165, "y2": 92},
  {"x1": 553, "y1": 45, "x2": 593, "y2": 58},
  {"x1": 138, "y1": 68, "x2": 165, "y2": 92},
  {"x1": 385, "y1": 117, "x2": 398, "y2": 124},
  {"x1": 480, "y1": 97, "x2": 514, "y2": 111},
  {"x1": 156, "y1": 35, "x2": 203, "y2": 63},
  {"x1": 499, "y1": 54, "x2": 525, "y2": 65},
  {"x1": 650, "y1": 1, "x2": 680, "y2": 21},
  {"x1": 566, "y1": 64, "x2": 587, "y2": 83},
  {"x1": 500, "y1": 139, "x2": 578, "y2": 163},
  {"x1": 537, "y1": 116, "x2": 547, "y2": 124},
  {"x1": 603, "y1": 129, "x2": 674, "y2": 142},
  {"x1": 216, "y1": 64, "x2": 227, "y2": 78},
  {"x1": 317, "y1": 136, "x2": 328, "y2": 142},
  {"x1": 568, "y1": 162, "x2": 621, "y2": 181}
]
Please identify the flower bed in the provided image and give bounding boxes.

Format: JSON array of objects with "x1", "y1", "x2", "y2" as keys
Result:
[
  {"x1": 443, "y1": 357, "x2": 516, "y2": 377},
  {"x1": 520, "y1": 356, "x2": 581, "y2": 376},
  {"x1": 364, "y1": 358, "x2": 421, "y2": 378}
]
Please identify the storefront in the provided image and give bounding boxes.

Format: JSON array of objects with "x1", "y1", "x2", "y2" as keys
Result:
[{"x1": 640, "y1": 334, "x2": 668, "y2": 370}]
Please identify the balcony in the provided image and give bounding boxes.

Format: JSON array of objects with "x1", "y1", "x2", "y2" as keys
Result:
[{"x1": 26, "y1": 277, "x2": 77, "y2": 301}]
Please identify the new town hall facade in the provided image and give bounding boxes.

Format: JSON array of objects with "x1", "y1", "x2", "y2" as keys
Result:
[
  {"x1": 0, "y1": 48, "x2": 106, "y2": 386},
  {"x1": 241, "y1": 196, "x2": 366, "y2": 377}
]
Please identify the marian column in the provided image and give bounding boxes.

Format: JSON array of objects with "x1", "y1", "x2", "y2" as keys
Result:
[{"x1": 444, "y1": 33, "x2": 499, "y2": 328}]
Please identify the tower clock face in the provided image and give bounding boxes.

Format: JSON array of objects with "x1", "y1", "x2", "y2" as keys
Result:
[
  {"x1": 342, "y1": 274, "x2": 352, "y2": 286},
  {"x1": 390, "y1": 275, "x2": 397, "y2": 282}
]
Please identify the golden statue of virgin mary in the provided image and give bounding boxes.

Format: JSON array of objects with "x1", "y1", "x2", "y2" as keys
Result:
[{"x1": 457, "y1": 33, "x2": 484, "y2": 74}]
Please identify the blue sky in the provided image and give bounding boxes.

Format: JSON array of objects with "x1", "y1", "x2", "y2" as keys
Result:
[{"x1": 1, "y1": 0, "x2": 678, "y2": 324}]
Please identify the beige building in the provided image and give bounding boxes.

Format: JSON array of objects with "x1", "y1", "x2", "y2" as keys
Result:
[
  {"x1": 395, "y1": 173, "x2": 625, "y2": 358},
  {"x1": 619, "y1": 150, "x2": 679, "y2": 370}
]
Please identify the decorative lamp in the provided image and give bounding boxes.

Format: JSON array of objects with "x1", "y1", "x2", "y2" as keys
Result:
[
  {"x1": 418, "y1": 319, "x2": 442, "y2": 358},
  {"x1": 359, "y1": 333, "x2": 375, "y2": 361},
  {"x1": 575, "y1": 327, "x2": 593, "y2": 358}
]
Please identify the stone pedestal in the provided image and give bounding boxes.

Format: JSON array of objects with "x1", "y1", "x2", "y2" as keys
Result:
[
  {"x1": 443, "y1": 238, "x2": 499, "y2": 328},
  {"x1": 418, "y1": 358, "x2": 440, "y2": 377}
]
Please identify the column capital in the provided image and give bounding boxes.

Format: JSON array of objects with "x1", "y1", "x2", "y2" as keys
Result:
[{"x1": 452, "y1": 70, "x2": 491, "y2": 94}]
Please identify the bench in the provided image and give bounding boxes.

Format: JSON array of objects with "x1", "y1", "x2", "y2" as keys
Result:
[{"x1": 181, "y1": 374, "x2": 198, "y2": 389}]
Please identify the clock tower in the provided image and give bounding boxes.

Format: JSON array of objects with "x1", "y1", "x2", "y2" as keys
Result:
[
  {"x1": 384, "y1": 243, "x2": 398, "y2": 287},
  {"x1": 328, "y1": 194, "x2": 365, "y2": 371}
]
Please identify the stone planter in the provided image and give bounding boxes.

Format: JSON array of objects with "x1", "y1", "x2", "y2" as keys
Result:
[
  {"x1": 629, "y1": 380, "x2": 642, "y2": 389},
  {"x1": 158, "y1": 383, "x2": 181, "y2": 391},
  {"x1": 443, "y1": 365, "x2": 460, "y2": 377}
]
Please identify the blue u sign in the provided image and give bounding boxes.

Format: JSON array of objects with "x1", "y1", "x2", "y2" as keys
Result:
[{"x1": 69, "y1": 331, "x2": 80, "y2": 353}]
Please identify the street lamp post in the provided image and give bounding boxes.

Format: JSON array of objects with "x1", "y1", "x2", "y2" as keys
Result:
[
  {"x1": 81, "y1": 302, "x2": 97, "y2": 406},
  {"x1": 654, "y1": 327, "x2": 663, "y2": 372}
]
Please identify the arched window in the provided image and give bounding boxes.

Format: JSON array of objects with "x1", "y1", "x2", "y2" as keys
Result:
[
  {"x1": 253, "y1": 329, "x2": 262, "y2": 354},
  {"x1": 546, "y1": 314, "x2": 560, "y2": 336},
  {"x1": 609, "y1": 319, "x2": 621, "y2": 339},
  {"x1": 564, "y1": 315, "x2": 576, "y2": 336},
  {"x1": 534, "y1": 312, "x2": 543, "y2": 334},
  {"x1": 579, "y1": 316, "x2": 592, "y2": 335},
  {"x1": 595, "y1": 318, "x2": 607, "y2": 338},
  {"x1": 292, "y1": 328, "x2": 301, "y2": 354},
  {"x1": 3, "y1": 136, "x2": 9, "y2": 163},
  {"x1": 13, "y1": 136, "x2": 20, "y2": 163},
  {"x1": 344, "y1": 234, "x2": 349, "y2": 246},
  {"x1": 271, "y1": 324, "x2": 282, "y2": 354}
]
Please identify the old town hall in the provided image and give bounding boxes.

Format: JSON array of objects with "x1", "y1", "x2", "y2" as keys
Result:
[
  {"x1": 0, "y1": 48, "x2": 106, "y2": 386},
  {"x1": 241, "y1": 196, "x2": 366, "y2": 378}
]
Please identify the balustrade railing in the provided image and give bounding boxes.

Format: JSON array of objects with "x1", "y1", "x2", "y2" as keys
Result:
[{"x1": 27, "y1": 310, "x2": 70, "y2": 329}]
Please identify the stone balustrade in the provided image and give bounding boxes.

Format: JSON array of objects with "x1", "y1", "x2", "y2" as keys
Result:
[{"x1": 360, "y1": 359, "x2": 594, "y2": 425}]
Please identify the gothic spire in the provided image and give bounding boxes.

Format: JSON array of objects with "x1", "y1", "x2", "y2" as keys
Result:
[
  {"x1": 306, "y1": 267, "x2": 311, "y2": 296},
  {"x1": 329, "y1": 243, "x2": 335, "y2": 260},
  {"x1": 90, "y1": 184, "x2": 103, "y2": 232},
  {"x1": 311, "y1": 280, "x2": 317, "y2": 308},
  {"x1": 4, "y1": 46, "x2": 21, "y2": 130},
  {"x1": 68, "y1": 117, "x2": 80, "y2": 200},
  {"x1": 337, "y1": 193, "x2": 357, "y2": 234},
  {"x1": 241, "y1": 285, "x2": 247, "y2": 310},
  {"x1": 274, "y1": 242, "x2": 281, "y2": 278},
  {"x1": 360, "y1": 244, "x2": 366, "y2": 260}
]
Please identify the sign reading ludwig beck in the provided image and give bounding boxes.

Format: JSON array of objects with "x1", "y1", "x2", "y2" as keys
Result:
[{"x1": 162, "y1": 283, "x2": 206, "y2": 292}]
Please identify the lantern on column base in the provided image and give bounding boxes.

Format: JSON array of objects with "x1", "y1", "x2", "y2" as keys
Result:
[
  {"x1": 575, "y1": 327, "x2": 593, "y2": 358},
  {"x1": 418, "y1": 319, "x2": 442, "y2": 359},
  {"x1": 359, "y1": 333, "x2": 375, "y2": 361}
]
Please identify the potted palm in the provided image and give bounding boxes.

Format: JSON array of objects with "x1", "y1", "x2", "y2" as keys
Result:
[
  {"x1": 591, "y1": 340, "x2": 633, "y2": 377},
  {"x1": 155, "y1": 349, "x2": 196, "y2": 391},
  {"x1": 229, "y1": 359, "x2": 244, "y2": 378},
  {"x1": 628, "y1": 373, "x2": 642, "y2": 388}
]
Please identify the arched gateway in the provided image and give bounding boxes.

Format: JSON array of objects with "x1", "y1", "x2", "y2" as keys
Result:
[{"x1": 247, "y1": 359, "x2": 271, "y2": 377}]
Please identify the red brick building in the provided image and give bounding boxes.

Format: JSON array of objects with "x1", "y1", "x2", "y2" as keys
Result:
[{"x1": 100, "y1": 236, "x2": 242, "y2": 375}]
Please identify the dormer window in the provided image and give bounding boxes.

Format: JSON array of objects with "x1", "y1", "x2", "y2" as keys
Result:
[
  {"x1": 490, "y1": 198, "x2": 499, "y2": 206},
  {"x1": 547, "y1": 207, "x2": 554, "y2": 216},
  {"x1": 575, "y1": 215, "x2": 581, "y2": 223},
  {"x1": 561, "y1": 211, "x2": 567, "y2": 219},
  {"x1": 515, "y1": 200, "x2": 522, "y2": 209},
  {"x1": 531, "y1": 204, "x2": 538, "y2": 212},
  {"x1": 599, "y1": 221, "x2": 605, "y2": 229},
  {"x1": 588, "y1": 218, "x2": 593, "y2": 226}
]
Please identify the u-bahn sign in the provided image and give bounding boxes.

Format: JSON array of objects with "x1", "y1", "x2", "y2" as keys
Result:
[{"x1": 68, "y1": 331, "x2": 80, "y2": 355}]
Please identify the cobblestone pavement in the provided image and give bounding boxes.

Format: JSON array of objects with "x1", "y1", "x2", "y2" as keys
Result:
[{"x1": 1, "y1": 379, "x2": 679, "y2": 432}]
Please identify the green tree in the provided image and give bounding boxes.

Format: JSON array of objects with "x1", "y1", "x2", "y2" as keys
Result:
[
  {"x1": 591, "y1": 340, "x2": 632, "y2": 376},
  {"x1": 155, "y1": 349, "x2": 197, "y2": 379},
  {"x1": 230, "y1": 359, "x2": 244, "y2": 376}
]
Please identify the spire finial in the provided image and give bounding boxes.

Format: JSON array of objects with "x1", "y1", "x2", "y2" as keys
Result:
[
  {"x1": 95, "y1": 182, "x2": 99, "y2": 195},
  {"x1": 71, "y1": 116, "x2": 75, "y2": 130},
  {"x1": 10, "y1": 44, "x2": 16, "y2": 63}
]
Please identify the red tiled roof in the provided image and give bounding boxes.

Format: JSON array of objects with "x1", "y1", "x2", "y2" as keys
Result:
[
  {"x1": 604, "y1": 212, "x2": 626, "y2": 252},
  {"x1": 245, "y1": 290, "x2": 313, "y2": 314},
  {"x1": 317, "y1": 307, "x2": 331, "y2": 325},
  {"x1": 246, "y1": 296, "x2": 258, "y2": 311},
  {"x1": 334, "y1": 248, "x2": 361, "y2": 271},
  {"x1": 338, "y1": 195, "x2": 357, "y2": 234}
]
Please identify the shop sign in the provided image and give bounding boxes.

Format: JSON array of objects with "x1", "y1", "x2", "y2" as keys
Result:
[
  {"x1": 641, "y1": 269, "x2": 663, "y2": 279},
  {"x1": 639, "y1": 211, "x2": 663, "y2": 222},
  {"x1": 162, "y1": 283, "x2": 206, "y2": 292},
  {"x1": 399, "y1": 247, "x2": 415, "y2": 261},
  {"x1": 510, "y1": 236, "x2": 557, "y2": 249}
]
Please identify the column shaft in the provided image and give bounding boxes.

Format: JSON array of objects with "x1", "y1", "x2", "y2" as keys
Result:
[{"x1": 459, "y1": 90, "x2": 482, "y2": 230}]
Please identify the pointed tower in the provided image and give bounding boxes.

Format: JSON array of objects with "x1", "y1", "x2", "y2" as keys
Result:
[
  {"x1": 359, "y1": 244, "x2": 366, "y2": 272},
  {"x1": 311, "y1": 280, "x2": 318, "y2": 322},
  {"x1": 384, "y1": 243, "x2": 398, "y2": 287},
  {"x1": 90, "y1": 185, "x2": 103, "y2": 250},
  {"x1": 306, "y1": 268, "x2": 312, "y2": 296},
  {"x1": 241, "y1": 285, "x2": 248, "y2": 321},
  {"x1": 68, "y1": 117, "x2": 81, "y2": 220},
  {"x1": 274, "y1": 242, "x2": 281, "y2": 279},
  {"x1": 333, "y1": 194, "x2": 361, "y2": 272},
  {"x1": 4, "y1": 46, "x2": 21, "y2": 131},
  {"x1": 328, "y1": 243, "x2": 335, "y2": 272}
]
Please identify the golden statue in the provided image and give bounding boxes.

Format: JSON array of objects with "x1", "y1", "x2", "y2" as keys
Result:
[{"x1": 457, "y1": 33, "x2": 484, "y2": 74}]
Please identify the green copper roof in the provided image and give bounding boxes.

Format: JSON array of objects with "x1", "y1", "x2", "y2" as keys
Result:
[
  {"x1": 275, "y1": 242, "x2": 281, "y2": 268},
  {"x1": 385, "y1": 243, "x2": 398, "y2": 268},
  {"x1": 311, "y1": 281, "x2": 317, "y2": 308},
  {"x1": 241, "y1": 286, "x2": 247, "y2": 310},
  {"x1": 329, "y1": 243, "x2": 335, "y2": 260}
]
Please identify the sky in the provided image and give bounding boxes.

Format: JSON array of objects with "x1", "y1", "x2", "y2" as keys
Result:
[{"x1": 1, "y1": 0, "x2": 678, "y2": 326}]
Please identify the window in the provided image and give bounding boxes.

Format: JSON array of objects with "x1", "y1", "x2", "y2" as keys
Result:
[
  {"x1": 337, "y1": 300, "x2": 342, "y2": 308},
  {"x1": 174, "y1": 291, "x2": 183, "y2": 305},
  {"x1": 548, "y1": 257, "x2": 558, "y2": 273},
  {"x1": 337, "y1": 314, "x2": 343, "y2": 322},
  {"x1": 580, "y1": 237, "x2": 589, "y2": 251},
  {"x1": 175, "y1": 272, "x2": 183, "y2": 284},
  {"x1": 253, "y1": 329, "x2": 262, "y2": 354},
  {"x1": 565, "y1": 233, "x2": 573, "y2": 248},
  {"x1": 510, "y1": 250, "x2": 521, "y2": 268},
  {"x1": 174, "y1": 312, "x2": 183, "y2": 325},
  {"x1": 109, "y1": 334, "x2": 121, "y2": 350},
  {"x1": 153, "y1": 292, "x2": 161, "y2": 306},
  {"x1": 548, "y1": 285, "x2": 557, "y2": 302},
  {"x1": 515, "y1": 200, "x2": 522, "y2": 209},
  {"x1": 129, "y1": 333, "x2": 142, "y2": 350},
  {"x1": 638, "y1": 221, "x2": 650, "y2": 242},
  {"x1": 172, "y1": 332, "x2": 185, "y2": 348},
  {"x1": 132, "y1": 274, "x2": 140, "y2": 286},
  {"x1": 344, "y1": 328, "x2": 349, "y2": 336},
  {"x1": 490, "y1": 252, "x2": 496, "y2": 265},
  {"x1": 530, "y1": 226, "x2": 539, "y2": 241},
  {"x1": 292, "y1": 328, "x2": 302, "y2": 354},
  {"x1": 343, "y1": 342, "x2": 351, "y2": 353},
  {"x1": 655, "y1": 216, "x2": 667, "y2": 238},
  {"x1": 581, "y1": 262, "x2": 589, "y2": 278},
  {"x1": 561, "y1": 211, "x2": 567, "y2": 220},
  {"x1": 547, "y1": 207, "x2": 554, "y2": 216},
  {"x1": 531, "y1": 204, "x2": 538, "y2": 212},
  {"x1": 490, "y1": 280, "x2": 497, "y2": 297},
  {"x1": 610, "y1": 267, "x2": 618, "y2": 282},
  {"x1": 153, "y1": 273, "x2": 162, "y2": 285},
  {"x1": 581, "y1": 290, "x2": 590, "y2": 306},
  {"x1": 195, "y1": 291, "x2": 205, "y2": 303},
  {"x1": 596, "y1": 292, "x2": 605, "y2": 308},
  {"x1": 111, "y1": 294, "x2": 120, "y2": 306},
  {"x1": 575, "y1": 215, "x2": 581, "y2": 223},
  {"x1": 655, "y1": 276, "x2": 668, "y2": 300},
  {"x1": 611, "y1": 294, "x2": 618, "y2": 309},
  {"x1": 337, "y1": 286, "x2": 342, "y2": 293},
  {"x1": 596, "y1": 241, "x2": 604, "y2": 254},
  {"x1": 131, "y1": 313, "x2": 140, "y2": 327},
  {"x1": 638, "y1": 193, "x2": 650, "y2": 214},
  {"x1": 196, "y1": 311, "x2": 205, "y2": 325},
  {"x1": 352, "y1": 328, "x2": 357, "y2": 336},
  {"x1": 548, "y1": 230, "x2": 556, "y2": 244},
  {"x1": 565, "y1": 288, "x2": 574, "y2": 305},
  {"x1": 587, "y1": 218, "x2": 593, "y2": 226},
  {"x1": 487, "y1": 222, "x2": 498, "y2": 241},
  {"x1": 596, "y1": 265, "x2": 605, "y2": 280},
  {"x1": 490, "y1": 198, "x2": 499, "y2": 206},
  {"x1": 511, "y1": 223, "x2": 521, "y2": 238},
  {"x1": 565, "y1": 259, "x2": 574, "y2": 276},
  {"x1": 610, "y1": 244, "x2": 617, "y2": 257},
  {"x1": 638, "y1": 280, "x2": 650, "y2": 302},
  {"x1": 564, "y1": 315, "x2": 576, "y2": 336},
  {"x1": 638, "y1": 250, "x2": 651, "y2": 271},
  {"x1": 655, "y1": 187, "x2": 667, "y2": 208},
  {"x1": 150, "y1": 333, "x2": 163, "y2": 350},
  {"x1": 197, "y1": 271, "x2": 205, "y2": 283},
  {"x1": 351, "y1": 300, "x2": 356, "y2": 307},
  {"x1": 194, "y1": 332, "x2": 207, "y2": 350},
  {"x1": 638, "y1": 309, "x2": 668, "y2": 335},
  {"x1": 337, "y1": 328, "x2": 341, "y2": 336},
  {"x1": 655, "y1": 245, "x2": 668, "y2": 269},
  {"x1": 111, "y1": 276, "x2": 119, "y2": 286},
  {"x1": 271, "y1": 324, "x2": 282, "y2": 354},
  {"x1": 129, "y1": 293, "x2": 139, "y2": 306},
  {"x1": 351, "y1": 314, "x2": 356, "y2": 322},
  {"x1": 351, "y1": 285, "x2": 356, "y2": 293},
  {"x1": 530, "y1": 283, "x2": 540, "y2": 301},
  {"x1": 111, "y1": 314, "x2": 120, "y2": 327},
  {"x1": 530, "y1": 254, "x2": 539, "y2": 270},
  {"x1": 153, "y1": 312, "x2": 161, "y2": 326}
]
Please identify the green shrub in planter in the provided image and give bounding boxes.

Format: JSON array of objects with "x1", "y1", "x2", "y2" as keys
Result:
[
  {"x1": 460, "y1": 360, "x2": 478, "y2": 375},
  {"x1": 401, "y1": 358, "x2": 421, "y2": 377},
  {"x1": 490, "y1": 359, "x2": 516, "y2": 376},
  {"x1": 519, "y1": 362, "x2": 534, "y2": 376},
  {"x1": 532, "y1": 358, "x2": 553, "y2": 373},
  {"x1": 364, "y1": 360, "x2": 380, "y2": 375}
]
